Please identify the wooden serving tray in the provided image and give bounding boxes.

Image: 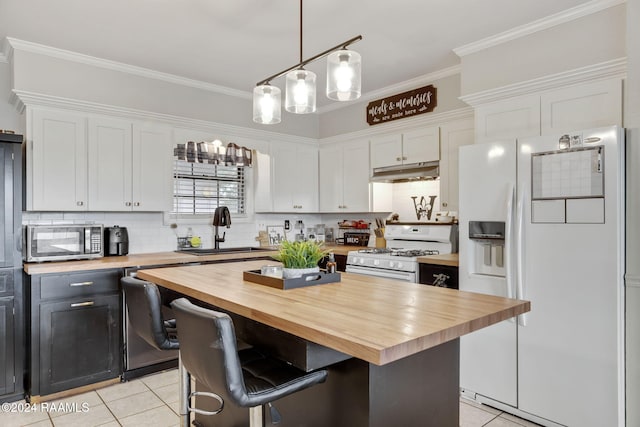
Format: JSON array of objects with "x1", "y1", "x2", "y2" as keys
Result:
[{"x1": 243, "y1": 269, "x2": 341, "y2": 290}]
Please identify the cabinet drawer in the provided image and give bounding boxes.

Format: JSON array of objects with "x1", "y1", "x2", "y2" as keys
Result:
[
  {"x1": 0, "y1": 269, "x2": 14, "y2": 298},
  {"x1": 40, "y1": 270, "x2": 120, "y2": 300}
]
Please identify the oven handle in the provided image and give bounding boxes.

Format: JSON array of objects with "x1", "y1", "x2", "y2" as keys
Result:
[{"x1": 345, "y1": 265, "x2": 414, "y2": 282}]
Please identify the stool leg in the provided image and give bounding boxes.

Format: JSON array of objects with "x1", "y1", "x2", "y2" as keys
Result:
[
  {"x1": 179, "y1": 352, "x2": 191, "y2": 427},
  {"x1": 249, "y1": 405, "x2": 264, "y2": 427}
]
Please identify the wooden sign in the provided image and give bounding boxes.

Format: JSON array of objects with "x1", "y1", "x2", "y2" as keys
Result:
[{"x1": 366, "y1": 85, "x2": 437, "y2": 125}]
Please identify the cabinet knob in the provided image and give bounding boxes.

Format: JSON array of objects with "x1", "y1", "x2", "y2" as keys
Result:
[
  {"x1": 76, "y1": 201, "x2": 84, "y2": 206},
  {"x1": 402, "y1": 156, "x2": 407, "y2": 161},
  {"x1": 134, "y1": 202, "x2": 140, "y2": 207},
  {"x1": 396, "y1": 157, "x2": 402, "y2": 162},
  {"x1": 125, "y1": 202, "x2": 132, "y2": 207},
  {"x1": 442, "y1": 202, "x2": 448, "y2": 207}
]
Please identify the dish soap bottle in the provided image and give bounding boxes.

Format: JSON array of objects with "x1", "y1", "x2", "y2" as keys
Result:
[{"x1": 326, "y1": 253, "x2": 337, "y2": 274}]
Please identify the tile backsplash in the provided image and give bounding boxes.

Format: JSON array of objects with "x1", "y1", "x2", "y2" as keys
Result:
[{"x1": 22, "y1": 211, "x2": 388, "y2": 254}]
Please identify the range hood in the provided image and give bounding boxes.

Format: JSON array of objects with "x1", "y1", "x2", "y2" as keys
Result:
[{"x1": 370, "y1": 161, "x2": 439, "y2": 183}]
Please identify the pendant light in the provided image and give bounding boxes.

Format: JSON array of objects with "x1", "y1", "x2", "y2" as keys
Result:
[
  {"x1": 253, "y1": 84, "x2": 281, "y2": 124},
  {"x1": 326, "y1": 49, "x2": 361, "y2": 101},
  {"x1": 252, "y1": 0, "x2": 362, "y2": 124}
]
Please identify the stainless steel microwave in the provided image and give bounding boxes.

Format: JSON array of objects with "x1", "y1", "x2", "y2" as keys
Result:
[{"x1": 25, "y1": 224, "x2": 104, "y2": 262}]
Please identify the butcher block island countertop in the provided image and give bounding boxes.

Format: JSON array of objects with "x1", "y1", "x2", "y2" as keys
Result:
[{"x1": 138, "y1": 259, "x2": 526, "y2": 366}]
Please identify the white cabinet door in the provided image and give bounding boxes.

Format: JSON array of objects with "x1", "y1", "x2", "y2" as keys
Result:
[
  {"x1": 319, "y1": 145, "x2": 343, "y2": 212},
  {"x1": 402, "y1": 126, "x2": 440, "y2": 164},
  {"x1": 132, "y1": 124, "x2": 173, "y2": 211},
  {"x1": 271, "y1": 142, "x2": 318, "y2": 212},
  {"x1": 87, "y1": 117, "x2": 132, "y2": 211},
  {"x1": 475, "y1": 95, "x2": 541, "y2": 143},
  {"x1": 293, "y1": 144, "x2": 318, "y2": 212},
  {"x1": 439, "y1": 119, "x2": 474, "y2": 213},
  {"x1": 370, "y1": 134, "x2": 402, "y2": 169},
  {"x1": 29, "y1": 109, "x2": 87, "y2": 211},
  {"x1": 540, "y1": 78, "x2": 622, "y2": 135},
  {"x1": 319, "y1": 140, "x2": 370, "y2": 212},
  {"x1": 341, "y1": 140, "x2": 370, "y2": 212}
]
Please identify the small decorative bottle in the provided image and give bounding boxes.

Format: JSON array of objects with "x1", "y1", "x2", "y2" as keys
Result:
[{"x1": 326, "y1": 253, "x2": 337, "y2": 274}]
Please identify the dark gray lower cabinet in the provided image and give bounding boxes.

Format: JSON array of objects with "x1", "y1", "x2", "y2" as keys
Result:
[
  {"x1": 28, "y1": 269, "x2": 122, "y2": 397},
  {"x1": 0, "y1": 296, "x2": 15, "y2": 397}
]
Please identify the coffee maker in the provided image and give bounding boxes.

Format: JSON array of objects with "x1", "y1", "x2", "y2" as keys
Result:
[{"x1": 105, "y1": 225, "x2": 129, "y2": 256}]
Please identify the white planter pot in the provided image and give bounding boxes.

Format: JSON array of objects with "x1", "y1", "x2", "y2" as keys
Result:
[{"x1": 282, "y1": 266, "x2": 320, "y2": 279}]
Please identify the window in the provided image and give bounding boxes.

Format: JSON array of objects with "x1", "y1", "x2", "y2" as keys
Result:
[{"x1": 173, "y1": 159, "x2": 246, "y2": 215}]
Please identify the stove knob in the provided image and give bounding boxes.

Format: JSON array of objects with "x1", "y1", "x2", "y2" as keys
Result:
[
  {"x1": 397, "y1": 262, "x2": 404, "y2": 269},
  {"x1": 389, "y1": 261, "x2": 396, "y2": 268},
  {"x1": 373, "y1": 259, "x2": 380, "y2": 266},
  {"x1": 359, "y1": 258, "x2": 365, "y2": 265}
]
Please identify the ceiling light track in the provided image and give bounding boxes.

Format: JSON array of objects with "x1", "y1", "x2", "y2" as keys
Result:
[{"x1": 252, "y1": 0, "x2": 363, "y2": 124}]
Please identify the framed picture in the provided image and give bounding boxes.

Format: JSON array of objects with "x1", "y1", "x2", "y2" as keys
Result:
[{"x1": 267, "y1": 225, "x2": 287, "y2": 245}]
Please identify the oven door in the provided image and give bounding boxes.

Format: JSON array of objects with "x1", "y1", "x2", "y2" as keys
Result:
[{"x1": 346, "y1": 265, "x2": 416, "y2": 282}]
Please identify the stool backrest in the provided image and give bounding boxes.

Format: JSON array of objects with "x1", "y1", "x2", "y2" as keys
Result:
[
  {"x1": 121, "y1": 276, "x2": 178, "y2": 350},
  {"x1": 171, "y1": 298, "x2": 249, "y2": 406}
]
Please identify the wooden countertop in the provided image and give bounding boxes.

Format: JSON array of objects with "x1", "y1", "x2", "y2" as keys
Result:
[
  {"x1": 138, "y1": 260, "x2": 529, "y2": 366},
  {"x1": 22, "y1": 244, "x2": 367, "y2": 275},
  {"x1": 22, "y1": 250, "x2": 277, "y2": 275},
  {"x1": 416, "y1": 253, "x2": 459, "y2": 267}
]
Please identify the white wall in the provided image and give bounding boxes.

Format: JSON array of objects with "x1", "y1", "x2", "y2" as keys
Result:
[
  {"x1": 318, "y1": 73, "x2": 468, "y2": 139},
  {"x1": 10, "y1": 48, "x2": 319, "y2": 139},
  {"x1": 459, "y1": 4, "x2": 626, "y2": 96},
  {"x1": 0, "y1": 61, "x2": 24, "y2": 133}
]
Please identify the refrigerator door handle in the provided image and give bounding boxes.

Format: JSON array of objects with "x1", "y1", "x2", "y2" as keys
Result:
[
  {"x1": 505, "y1": 183, "x2": 516, "y2": 300},
  {"x1": 516, "y1": 183, "x2": 528, "y2": 327}
]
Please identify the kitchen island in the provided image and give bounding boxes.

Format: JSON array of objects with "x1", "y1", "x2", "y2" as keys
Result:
[{"x1": 138, "y1": 260, "x2": 529, "y2": 426}]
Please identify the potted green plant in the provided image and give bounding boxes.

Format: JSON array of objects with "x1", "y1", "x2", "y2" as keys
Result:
[{"x1": 272, "y1": 240, "x2": 329, "y2": 279}]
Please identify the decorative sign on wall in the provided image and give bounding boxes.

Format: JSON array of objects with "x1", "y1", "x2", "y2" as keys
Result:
[{"x1": 366, "y1": 85, "x2": 437, "y2": 125}]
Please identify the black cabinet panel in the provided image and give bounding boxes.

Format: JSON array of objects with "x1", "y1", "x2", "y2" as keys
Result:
[
  {"x1": 418, "y1": 263, "x2": 459, "y2": 289},
  {"x1": 0, "y1": 297, "x2": 15, "y2": 396},
  {"x1": 39, "y1": 294, "x2": 121, "y2": 395}
]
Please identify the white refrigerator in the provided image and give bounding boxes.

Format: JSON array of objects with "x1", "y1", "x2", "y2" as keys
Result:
[{"x1": 458, "y1": 126, "x2": 625, "y2": 427}]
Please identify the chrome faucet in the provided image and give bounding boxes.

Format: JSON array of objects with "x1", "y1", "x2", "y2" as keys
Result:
[{"x1": 212, "y1": 206, "x2": 231, "y2": 250}]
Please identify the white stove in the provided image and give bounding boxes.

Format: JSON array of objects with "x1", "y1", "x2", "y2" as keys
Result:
[{"x1": 346, "y1": 223, "x2": 456, "y2": 282}]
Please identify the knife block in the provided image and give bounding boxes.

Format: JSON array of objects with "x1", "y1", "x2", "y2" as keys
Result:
[{"x1": 375, "y1": 237, "x2": 386, "y2": 248}]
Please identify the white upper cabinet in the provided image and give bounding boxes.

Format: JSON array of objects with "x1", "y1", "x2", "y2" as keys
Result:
[
  {"x1": 370, "y1": 126, "x2": 439, "y2": 170},
  {"x1": 540, "y1": 78, "x2": 622, "y2": 135},
  {"x1": 130, "y1": 123, "x2": 173, "y2": 211},
  {"x1": 86, "y1": 118, "x2": 172, "y2": 211},
  {"x1": 474, "y1": 78, "x2": 622, "y2": 142},
  {"x1": 87, "y1": 117, "x2": 132, "y2": 211},
  {"x1": 402, "y1": 127, "x2": 440, "y2": 164},
  {"x1": 28, "y1": 108, "x2": 173, "y2": 212},
  {"x1": 319, "y1": 139, "x2": 370, "y2": 212},
  {"x1": 439, "y1": 118, "x2": 474, "y2": 213},
  {"x1": 28, "y1": 109, "x2": 88, "y2": 211},
  {"x1": 370, "y1": 134, "x2": 402, "y2": 169},
  {"x1": 270, "y1": 141, "x2": 318, "y2": 212}
]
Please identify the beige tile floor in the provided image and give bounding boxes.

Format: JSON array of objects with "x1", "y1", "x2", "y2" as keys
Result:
[{"x1": 0, "y1": 368, "x2": 540, "y2": 427}]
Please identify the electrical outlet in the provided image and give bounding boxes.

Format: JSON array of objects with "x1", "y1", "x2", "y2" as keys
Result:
[
  {"x1": 257, "y1": 222, "x2": 266, "y2": 230},
  {"x1": 284, "y1": 220, "x2": 290, "y2": 230}
]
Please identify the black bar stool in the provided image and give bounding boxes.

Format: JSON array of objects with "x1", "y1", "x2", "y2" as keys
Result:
[
  {"x1": 171, "y1": 297, "x2": 328, "y2": 427},
  {"x1": 121, "y1": 277, "x2": 191, "y2": 426}
]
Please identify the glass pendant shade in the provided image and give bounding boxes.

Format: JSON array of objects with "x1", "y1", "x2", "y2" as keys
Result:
[
  {"x1": 253, "y1": 84, "x2": 281, "y2": 124},
  {"x1": 326, "y1": 49, "x2": 361, "y2": 101},
  {"x1": 285, "y1": 69, "x2": 317, "y2": 114}
]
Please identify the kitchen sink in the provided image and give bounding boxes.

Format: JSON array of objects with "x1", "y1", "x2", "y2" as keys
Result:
[{"x1": 175, "y1": 246, "x2": 276, "y2": 256}]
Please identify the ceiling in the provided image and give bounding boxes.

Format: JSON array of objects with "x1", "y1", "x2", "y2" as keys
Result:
[{"x1": 0, "y1": 0, "x2": 593, "y2": 110}]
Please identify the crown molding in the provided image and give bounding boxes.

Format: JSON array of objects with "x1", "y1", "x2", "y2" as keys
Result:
[
  {"x1": 0, "y1": 38, "x2": 11, "y2": 63},
  {"x1": 12, "y1": 89, "x2": 317, "y2": 145},
  {"x1": 453, "y1": 0, "x2": 626, "y2": 57},
  {"x1": 319, "y1": 106, "x2": 473, "y2": 145},
  {"x1": 5, "y1": 37, "x2": 252, "y2": 100},
  {"x1": 317, "y1": 64, "x2": 462, "y2": 114},
  {"x1": 459, "y1": 57, "x2": 626, "y2": 107}
]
